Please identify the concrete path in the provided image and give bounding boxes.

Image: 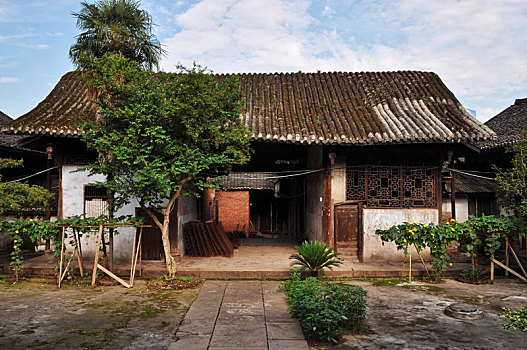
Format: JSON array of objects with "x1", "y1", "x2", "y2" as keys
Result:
[{"x1": 168, "y1": 280, "x2": 309, "y2": 350}]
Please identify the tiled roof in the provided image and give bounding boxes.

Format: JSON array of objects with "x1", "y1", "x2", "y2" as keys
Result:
[
  {"x1": 0, "y1": 110, "x2": 25, "y2": 149},
  {"x1": 478, "y1": 98, "x2": 527, "y2": 149},
  {"x1": 0, "y1": 110, "x2": 11, "y2": 126},
  {"x1": 445, "y1": 171, "x2": 497, "y2": 194},
  {"x1": 3, "y1": 70, "x2": 495, "y2": 145},
  {"x1": 2, "y1": 72, "x2": 97, "y2": 137},
  {"x1": 221, "y1": 172, "x2": 277, "y2": 190}
]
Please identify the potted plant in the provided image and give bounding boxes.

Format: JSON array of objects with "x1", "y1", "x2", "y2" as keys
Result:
[{"x1": 289, "y1": 240, "x2": 342, "y2": 278}]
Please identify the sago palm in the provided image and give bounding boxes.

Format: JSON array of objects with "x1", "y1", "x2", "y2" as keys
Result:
[
  {"x1": 290, "y1": 241, "x2": 342, "y2": 276},
  {"x1": 69, "y1": 0, "x2": 165, "y2": 70}
]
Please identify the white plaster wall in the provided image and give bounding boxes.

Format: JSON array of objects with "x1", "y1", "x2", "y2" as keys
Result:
[
  {"x1": 442, "y1": 198, "x2": 469, "y2": 222},
  {"x1": 62, "y1": 165, "x2": 150, "y2": 261},
  {"x1": 331, "y1": 156, "x2": 346, "y2": 203},
  {"x1": 177, "y1": 195, "x2": 198, "y2": 255},
  {"x1": 362, "y1": 208, "x2": 438, "y2": 262},
  {"x1": 61, "y1": 165, "x2": 199, "y2": 261}
]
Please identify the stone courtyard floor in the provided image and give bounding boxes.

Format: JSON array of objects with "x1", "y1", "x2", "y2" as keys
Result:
[
  {"x1": 319, "y1": 277, "x2": 527, "y2": 350},
  {"x1": 0, "y1": 275, "x2": 526, "y2": 349}
]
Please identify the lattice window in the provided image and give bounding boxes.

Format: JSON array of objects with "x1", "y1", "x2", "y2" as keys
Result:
[
  {"x1": 402, "y1": 169, "x2": 436, "y2": 207},
  {"x1": 345, "y1": 166, "x2": 436, "y2": 208},
  {"x1": 368, "y1": 167, "x2": 401, "y2": 207},
  {"x1": 346, "y1": 168, "x2": 365, "y2": 201}
]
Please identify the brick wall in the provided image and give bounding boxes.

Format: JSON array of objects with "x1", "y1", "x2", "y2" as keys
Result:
[
  {"x1": 216, "y1": 191, "x2": 250, "y2": 234},
  {"x1": 446, "y1": 240, "x2": 471, "y2": 263}
]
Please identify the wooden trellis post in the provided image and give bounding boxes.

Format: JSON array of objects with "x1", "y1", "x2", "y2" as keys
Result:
[
  {"x1": 91, "y1": 225, "x2": 104, "y2": 288},
  {"x1": 58, "y1": 227, "x2": 65, "y2": 288}
]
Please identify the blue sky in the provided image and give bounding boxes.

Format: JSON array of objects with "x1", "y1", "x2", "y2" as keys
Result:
[{"x1": 1, "y1": 0, "x2": 526, "y2": 122}]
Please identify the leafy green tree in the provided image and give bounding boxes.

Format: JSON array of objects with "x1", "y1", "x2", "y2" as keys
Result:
[
  {"x1": 495, "y1": 131, "x2": 527, "y2": 217},
  {"x1": 80, "y1": 54, "x2": 250, "y2": 275},
  {"x1": 0, "y1": 158, "x2": 52, "y2": 218},
  {"x1": 69, "y1": 0, "x2": 165, "y2": 70}
]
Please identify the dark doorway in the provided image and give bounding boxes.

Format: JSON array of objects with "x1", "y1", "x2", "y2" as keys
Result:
[
  {"x1": 334, "y1": 203, "x2": 362, "y2": 260},
  {"x1": 135, "y1": 209, "x2": 163, "y2": 260}
]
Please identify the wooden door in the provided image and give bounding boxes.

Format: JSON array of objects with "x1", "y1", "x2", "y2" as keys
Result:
[
  {"x1": 136, "y1": 209, "x2": 163, "y2": 260},
  {"x1": 334, "y1": 204, "x2": 360, "y2": 259}
]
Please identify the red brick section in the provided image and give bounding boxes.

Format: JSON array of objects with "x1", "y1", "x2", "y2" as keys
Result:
[
  {"x1": 447, "y1": 241, "x2": 471, "y2": 263},
  {"x1": 215, "y1": 191, "x2": 250, "y2": 234}
]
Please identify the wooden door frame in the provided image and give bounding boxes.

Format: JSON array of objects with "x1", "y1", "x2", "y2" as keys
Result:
[{"x1": 333, "y1": 200, "x2": 364, "y2": 262}]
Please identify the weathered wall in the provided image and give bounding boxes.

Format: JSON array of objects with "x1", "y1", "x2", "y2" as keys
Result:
[
  {"x1": 305, "y1": 145, "x2": 323, "y2": 241},
  {"x1": 441, "y1": 198, "x2": 469, "y2": 222},
  {"x1": 177, "y1": 195, "x2": 198, "y2": 256},
  {"x1": 215, "y1": 191, "x2": 250, "y2": 233},
  {"x1": 62, "y1": 165, "x2": 142, "y2": 260},
  {"x1": 362, "y1": 208, "x2": 438, "y2": 262},
  {"x1": 61, "y1": 165, "x2": 186, "y2": 261},
  {"x1": 329, "y1": 156, "x2": 347, "y2": 247}
]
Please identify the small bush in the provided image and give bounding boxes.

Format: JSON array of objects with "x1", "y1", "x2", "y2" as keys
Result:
[
  {"x1": 281, "y1": 271, "x2": 367, "y2": 343},
  {"x1": 289, "y1": 240, "x2": 342, "y2": 276},
  {"x1": 501, "y1": 307, "x2": 527, "y2": 331}
]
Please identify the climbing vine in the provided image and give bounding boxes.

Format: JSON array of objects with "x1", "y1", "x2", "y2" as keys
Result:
[
  {"x1": 2, "y1": 214, "x2": 144, "y2": 281},
  {"x1": 376, "y1": 215, "x2": 525, "y2": 281}
]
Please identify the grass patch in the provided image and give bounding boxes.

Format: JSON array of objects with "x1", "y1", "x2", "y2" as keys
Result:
[{"x1": 147, "y1": 275, "x2": 203, "y2": 290}]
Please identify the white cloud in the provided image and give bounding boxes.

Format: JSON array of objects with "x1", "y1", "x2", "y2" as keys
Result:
[
  {"x1": 322, "y1": 6, "x2": 334, "y2": 16},
  {"x1": 0, "y1": 76, "x2": 19, "y2": 83},
  {"x1": 18, "y1": 43, "x2": 50, "y2": 50},
  {"x1": 160, "y1": 0, "x2": 526, "y2": 121}
]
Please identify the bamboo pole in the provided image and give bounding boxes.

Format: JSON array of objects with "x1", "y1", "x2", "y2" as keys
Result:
[
  {"x1": 58, "y1": 227, "x2": 66, "y2": 288},
  {"x1": 509, "y1": 246, "x2": 527, "y2": 278},
  {"x1": 97, "y1": 264, "x2": 131, "y2": 288},
  {"x1": 139, "y1": 238, "x2": 142, "y2": 278},
  {"x1": 414, "y1": 244, "x2": 431, "y2": 279},
  {"x1": 493, "y1": 259, "x2": 527, "y2": 283},
  {"x1": 77, "y1": 230, "x2": 84, "y2": 275},
  {"x1": 131, "y1": 228, "x2": 143, "y2": 287},
  {"x1": 73, "y1": 229, "x2": 83, "y2": 276},
  {"x1": 60, "y1": 259, "x2": 72, "y2": 282},
  {"x1": 505, "y1": 237, "x2": 509, "y2": 277},
  {"x1": 402, "y1": 252, "x2": 407, "y2": 277},
  {"x1": 490, "y1": 232, "x2": 495, "y2": 284},
  {"x1": 409, "y1": 253, "x2": 412, "y2": 283},
  {"x1": 91, "y1": 225, "x2": 104, "y2": 288},
  {"x1": 129, "y1": 227, "x2": 138, "y2": 285}
]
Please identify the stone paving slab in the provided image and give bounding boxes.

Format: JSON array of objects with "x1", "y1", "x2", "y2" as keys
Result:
[{"x1": 168, "y1": 280, "x2": 309, "y2": 349}]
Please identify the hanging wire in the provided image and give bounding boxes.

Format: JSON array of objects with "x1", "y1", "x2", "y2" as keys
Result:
[
  {"x1": 447, "y1": 168, "x2": 496, "y2": 181},
  {"x1": 3, "y1": 166, "x2": 58, "y2": 184}
]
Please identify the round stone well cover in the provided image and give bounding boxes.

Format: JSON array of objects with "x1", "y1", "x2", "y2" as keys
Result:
[{"x1": 444, "y1": 303, "x2": 483, "y2": 320}]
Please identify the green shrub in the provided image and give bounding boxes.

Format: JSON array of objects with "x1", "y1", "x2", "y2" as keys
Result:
[
  {"x1": 501, "y1": 307, "x2": 527, "y2": 331},
  {"x1": 325, "y1": 283, "x2": 367, "y2": 332},
  {"x1": 289, "y1": 240, "x2": 342, "y2": 277},
  {"x1": 281, "y1": 271, "x2": 367, "y2": 343}
]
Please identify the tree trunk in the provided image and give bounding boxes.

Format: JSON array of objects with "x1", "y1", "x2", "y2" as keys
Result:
[
  {"x1": 161, "y1": 219, "x2": 177, "y2": 276},
  {"x1": 140, "y1": 177, "x2": 191, "y2": 276}
]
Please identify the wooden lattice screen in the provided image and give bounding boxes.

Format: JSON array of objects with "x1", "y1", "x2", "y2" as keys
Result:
[{"x1": 346, "y1": 167, "x2": 436, "y2": 208}]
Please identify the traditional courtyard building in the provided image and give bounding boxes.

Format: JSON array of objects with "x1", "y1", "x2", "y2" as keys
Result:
[{"x1": 2, "y1": 71, "x2": 495, "y2": 262}]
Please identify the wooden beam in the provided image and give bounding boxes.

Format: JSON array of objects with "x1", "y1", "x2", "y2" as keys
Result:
[
  {"x1": 493, "y1": 259, "x2": 527, "y2": 283},
  {"x1": 91, "y1": 225, "x2": 103, "y2": 288},
  {"x1": 509, "y1": 245, "x2": 527, "y2": 278},
  {"x1": 129, "y1": 227, "x2": 137, "y2": 285},
  {"x1": 58, "y1": 227, "x2": 65, "y2": 288},
  {"x1": 97, "y1": 264, "x2": 131, "y2": 288}
]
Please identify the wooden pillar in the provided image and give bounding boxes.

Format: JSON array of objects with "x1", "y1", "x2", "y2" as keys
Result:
[
  {"x1": 57, "y1": 147, "x2": 63, "y2": 220},
  {"x1": 450, "y1": 170, "x2": 456, "y2": 221},
  {"x1": 322, "y1": 168, "x2": 331, "y2": 245},
  {"x1": 45, "y1": 144, "x2": 53, "y2": 251}
]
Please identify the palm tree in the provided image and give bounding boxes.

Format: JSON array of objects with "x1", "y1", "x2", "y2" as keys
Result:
[{"x1": 69, "y1": 0, "x2": 165, "y2": 70}]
